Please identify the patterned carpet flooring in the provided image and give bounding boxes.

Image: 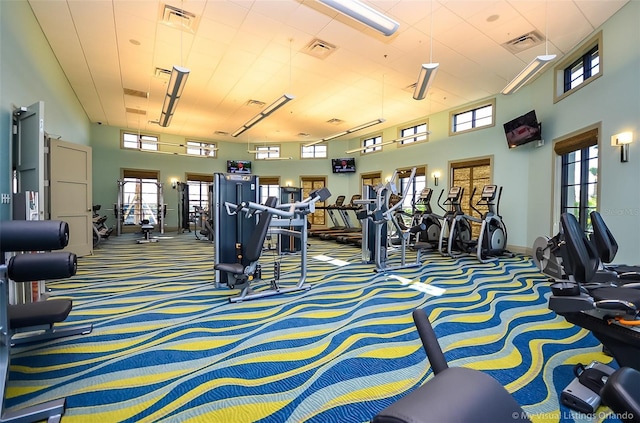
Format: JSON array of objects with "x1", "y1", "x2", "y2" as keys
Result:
[{"x1": 4, "y1": 232, "x2": 617, "y2": 422}]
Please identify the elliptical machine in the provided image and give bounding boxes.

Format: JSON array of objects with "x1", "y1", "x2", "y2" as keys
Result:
[
  {"x1": 447, "y1": 184, "x2": 511, "y2": 263},
  {"x1": 437, "y1": 186, "x2": 467, "y2": 257},
  {"x1": 413, "y1": 187, "x2": 442, "y2": 250}
]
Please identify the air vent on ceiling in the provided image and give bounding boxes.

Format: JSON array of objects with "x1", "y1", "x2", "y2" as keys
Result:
[
  {"x1": 154, "y1": 67, "x2": 172, "y2": 79},
  {"x1": 327, "y1": 118, "x2": 343, "y2": 125},
  {"x1": 246, "y1": 99, "x2": 266, "y2": 108},
  {"x1": 214, "y1": 130, "x2": 229, "y2": 136},
  {"x1": 502, "y1": 30, "x2": 544, "y2": 54},
  {"x1": 160, "y1": 4, "x2": 198, "y2": 33},
  {"x1": 298, "y1": 132, "x2": 311, "y2": 137},
  {"x1": 124, "y1": 88, "x2": 148, "y2": 99},
  {"x1": 303, "y1": 38, "x2": 337, "y2": 59},
  {"x1": 126, "y1": 108, "x2": 146, "y2": 115}
]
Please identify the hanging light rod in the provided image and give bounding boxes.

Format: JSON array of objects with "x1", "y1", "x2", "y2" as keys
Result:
[
  {"x1": 304, "y1": 118, "x2": 385, "y2": 147},
  {"x1": 413, "y1": 63, "x2": 439, "y2": 100},
  {"x1": 345, "y1": 140, "x2": 396, "y2": 154},
  {"x1": 393, "y1": 131, "x2": 430, "y2": 143},
  {"x1": 158, "y1": 66, "x2": 190, "y2": 127},
  {"x1": 231, "y1": 94, "x2": 295, "y2": 137},
  {"x1": 318, "y1": 0, "x2": 399, "y2": 36},
  {"x1": 501, "y1": 54, "x2": 556, "y2": 95}
]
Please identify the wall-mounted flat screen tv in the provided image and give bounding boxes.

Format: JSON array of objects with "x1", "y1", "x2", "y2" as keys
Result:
[
  {"x1": 227, "y1": 160, "x2": 252, "y2": 174},
  {"x1": 503, "y1": 110, "x2": 542, "y2": 149},
  {"x1": 332, "y1": 157, "x2": 356, "y2": 173}
]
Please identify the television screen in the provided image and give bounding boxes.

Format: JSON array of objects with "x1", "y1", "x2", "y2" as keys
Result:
[
  {"x1": 503, "y1": 110, "x2": 542, "y2": 149},
  {"x1": 332, "y1": 157, "x2": 356, "y2": 173},
  {"x1": 227, "y1": 160, "x2": 252, "y2": 174}
]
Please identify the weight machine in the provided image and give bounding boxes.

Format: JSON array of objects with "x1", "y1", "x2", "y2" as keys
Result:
[
  {"x1": 114, "y1": 179, "x2": 165, "y2": 236},
  {"x1": 216, "y1": 186, "x2": 331, "y2": 302}
]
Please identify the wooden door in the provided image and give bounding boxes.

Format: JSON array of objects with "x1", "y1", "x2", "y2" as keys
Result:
[{"x1": 301, "y1": 177, "x2": 326, "y2": 226}]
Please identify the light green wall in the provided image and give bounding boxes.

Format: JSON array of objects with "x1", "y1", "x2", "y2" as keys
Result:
[
  {"x1": 2, "y1": 0, "x2": 639, "y2": 262},
  {"x1": 0, "y1": 0, "x2": 90, "y2": 220}
]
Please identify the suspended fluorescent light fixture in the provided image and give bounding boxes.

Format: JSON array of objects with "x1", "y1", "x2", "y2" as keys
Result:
[
  {"x1": 501, "y1": 54, "x2": 556, "y2": 95},
  {"x1": 413, "y1": 63, "x2": 439, "y2": 100},
  {"x1": 393, "y1": 131, "x2": 430, "y2": 143},
  {"x1": 159, "y1": 66, "x2": 190, "y2": 127},
  {"x1": 231, "y1": 94, "x2": 295, "y2": 137},
  {"x1": 345, "y1": 140, "x2": 395, "y2": 154},
  {"x1": 304, "y1": 118, "x2": 385, "y2": 147},
  {"x1": 318, "y1": 0, "x2": 399, "y2": 36}
]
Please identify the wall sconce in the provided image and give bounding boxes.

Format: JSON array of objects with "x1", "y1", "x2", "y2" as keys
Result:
[
  {"x1": 171, "y1": 178, "x2": 178, "y2": 189},
  {"x1": 611, "y1": 132, "x2": 633, "y2": 163},
  {"x1": 432, "y1": 171, "x2": 440, "y2": 186},
  {"x1": 286, "y1": 181, "x2": 292, "y2": 187}
]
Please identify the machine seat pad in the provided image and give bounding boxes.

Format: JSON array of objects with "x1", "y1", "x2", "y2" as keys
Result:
[
  {"x1": 590, "y1": 287, "x2": 640, "y2": 309},
  {"x1": 372, "y1": 367, "x2": 529, "y2": 423},
  {"x1": 9, "y1": 299, "x2": 72, "y2": 329},
  {"x1": 141, "y1": 225, "x2": 154, "y2": 231},
  {"x1": 600, "y1": 367, "x2": 640, "y2": 421},
  {"x1": 214, "y1": 263, "x2": 245, "y2": 275}
]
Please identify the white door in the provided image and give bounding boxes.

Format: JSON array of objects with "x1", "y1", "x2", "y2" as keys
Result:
[{"x1": 49, "y1": 139, "x2": 93, "y2": 257}]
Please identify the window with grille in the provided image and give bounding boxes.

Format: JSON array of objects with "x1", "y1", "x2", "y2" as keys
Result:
[
  {"x1": 450, "y1": 101, "x2": 494, "y2": 134},
  {"x1": 121, "y1": 169, "x2": 160, "y2": 226},
  {"x1": 398, "y1": 167, "x2": 427, "y2": 212},
  {"x1": 186, "y1": 173, "x2": 213, "y2": 214},
  {"x1": 186, "y1": 141, "x2": 217, "y2": 157},
  {"x1": 255, "y1": 146, "x2": 280, "y2": 159},
  {"x1": 564, "y1": 46, "x2": 599, "y2": 92},
  {"x1": 555, "y1": 128, "x2": 599, "y2": 234},
  {"x1": 362, "y1": 135, "x2": 383, "y2": 154},
  {"x1": 301, "y1": 144, "x2": 327, "y2": 158},
  {"x1": 259, "y1": 177, "x2": 280, "y2": 204},
  {"x1": 554, "y1": 32, "x2": 602, "y2": 103},
  {"x1": 399, "y1": 122, "x2": 428, "y2": 146},
  {"x1": 122, "y1": 131, "x2": 158, "y2": 151}
]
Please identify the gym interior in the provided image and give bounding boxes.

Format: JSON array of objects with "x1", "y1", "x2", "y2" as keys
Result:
[{"x1": 1, "y1": 1, "x2": 639, "y2": 422}]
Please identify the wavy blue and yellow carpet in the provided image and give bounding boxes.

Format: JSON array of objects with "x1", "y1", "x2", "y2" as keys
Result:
[{"x1": 5, "y1": 233, "x2": 618, "y2": 422}]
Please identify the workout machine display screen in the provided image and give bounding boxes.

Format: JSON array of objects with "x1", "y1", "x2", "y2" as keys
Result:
[
  {"x1": 332, "y1": 157, "x2": 356, "y2": 173},
  {"x1": 503, "y1": 110, "x2": 542, "y2": 149},
  {"x1": 227, "y1": 160, "x2": 252, "y2": 174}
]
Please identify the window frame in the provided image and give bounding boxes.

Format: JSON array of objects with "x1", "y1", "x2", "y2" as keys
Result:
[
  {"x1": 185, "y1": 140, "x2": 217, "y2": 158},
  {"x1": 448, "y1": 98, "x2": 496, "y2": 136},
  {"x1": 300, "y1": 143, "x2": 327, "y2": 159},
  {"x1": 554, "y1": 31, "x2": 603, "y2": 104},
  {"x1": 398, "y1": 120, "x2": 429, "y2": 147},
  {"x1": 361, "y1": 134, "x2": 384, "y2": 155},
  {"x1": 121, "y1": 130, "x2": 159, "y2": 151},
  {"x1": 254, "y1": 145, "x2": 281, "y2": 160}
]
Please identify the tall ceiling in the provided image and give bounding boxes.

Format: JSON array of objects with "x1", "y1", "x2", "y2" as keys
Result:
[{"x1": 28, "y1": 0, "x2": 628, "y2": 144}]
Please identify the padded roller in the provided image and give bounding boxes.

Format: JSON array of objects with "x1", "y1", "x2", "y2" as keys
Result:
[
  {"x1": 8, "y1": 252, "x2": 77, "y2": 282},
  {"x1": 0, "y1": 220, "x2": 69, "y2": 252}
]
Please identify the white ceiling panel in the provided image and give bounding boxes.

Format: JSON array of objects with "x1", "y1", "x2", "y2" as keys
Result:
[{"x1": 26, "y1": 0, "x2": 629, "y2": 143}]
